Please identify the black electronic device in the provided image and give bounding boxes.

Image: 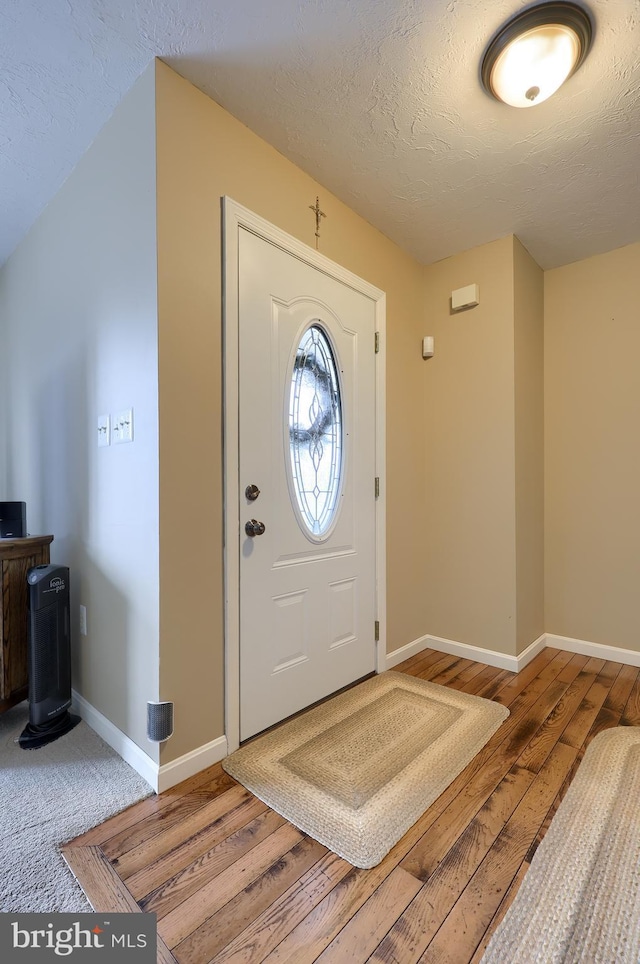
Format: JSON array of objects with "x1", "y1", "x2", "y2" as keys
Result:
[
  {"x1": 0, "y1": 501, "x2": 26, "y2": 538},
  {"x1": 19, "y1": 564, "x2": 80, "y2": 749}
]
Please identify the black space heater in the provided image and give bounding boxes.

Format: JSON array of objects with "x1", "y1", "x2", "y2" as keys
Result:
[{"x1": 19, "y1": 564, "x2": 80, "y2": 750}]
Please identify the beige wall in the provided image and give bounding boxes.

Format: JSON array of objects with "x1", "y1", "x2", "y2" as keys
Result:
[
  {"x1": 545, "y1": 242, "x2": 640, "y2": 650},
  {"x1": 154, "y1": 61, "x2": 426, "y2": 762},
  {"x1": 3, "y1": 55, "x2": 634, "y2": 775},
  {"x1": 423, "y1": 237, "x2": 519, "y2": 655},
  {"x1": 514, "y1": 239, "x2": 544, "y2": 651},
  {"x1": 422, "y1": 236, "x2": 544, "y2": 657}
]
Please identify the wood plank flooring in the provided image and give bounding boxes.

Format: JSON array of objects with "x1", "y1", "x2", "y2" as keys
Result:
[{"x1": 62, "y1": 647, "x2": 640, "y2": 963}]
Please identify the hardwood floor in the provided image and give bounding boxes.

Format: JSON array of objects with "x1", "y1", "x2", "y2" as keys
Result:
[{"x1": 62, "y1": 647, "x2": 640, "y2": 962}]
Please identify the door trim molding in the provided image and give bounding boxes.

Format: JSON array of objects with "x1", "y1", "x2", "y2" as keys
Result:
[{"x1": 222, "y1": 197, "x2": 387, "y2": 753}]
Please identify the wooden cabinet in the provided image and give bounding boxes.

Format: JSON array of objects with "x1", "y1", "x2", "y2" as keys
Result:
[{"x1": 0, "y1": 535, "x2": 53, "y2": 712}]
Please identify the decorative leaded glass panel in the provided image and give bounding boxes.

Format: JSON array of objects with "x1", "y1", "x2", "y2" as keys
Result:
[{"x1": 289, "y1": 324, "x2": 343, "y2": 537}]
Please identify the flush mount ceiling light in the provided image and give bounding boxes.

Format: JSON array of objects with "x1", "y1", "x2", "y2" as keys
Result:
[{"x1": 481, "y1": 2, "x2": 593, "y2": 108}]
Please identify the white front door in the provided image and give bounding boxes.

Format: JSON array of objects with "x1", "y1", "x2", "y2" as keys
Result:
[{"x1": 237, "y1": 225, "x2": 380, "y2": 740}]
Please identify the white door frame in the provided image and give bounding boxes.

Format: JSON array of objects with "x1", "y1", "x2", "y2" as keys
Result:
[{"x1": 222, "y1": 197, "x2": 386, "y2": 753}]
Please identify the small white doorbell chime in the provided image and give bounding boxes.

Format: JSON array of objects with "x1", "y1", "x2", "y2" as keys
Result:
[{"x1": 451, "y1": 283, "x2": 480, "y2": 311}]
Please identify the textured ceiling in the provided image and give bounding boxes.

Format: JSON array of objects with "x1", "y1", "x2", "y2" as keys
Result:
[{"x1": 1, "y1": 0, "x2": 639, "y2": 270}]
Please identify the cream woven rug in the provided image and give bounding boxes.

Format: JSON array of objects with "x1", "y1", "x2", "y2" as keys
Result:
[
  {"x1": 482, "y1": 726, "x2": 640, "y2": 963},
  {"x1": 222, "y1": 671, "x2": 509, "y2": 868}
]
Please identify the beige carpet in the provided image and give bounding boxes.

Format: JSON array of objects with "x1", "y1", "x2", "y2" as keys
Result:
[
  {"x1": 482, "y1": 726, "x2": 640, "y2": 963},
  {"x1": 222, "y1": 671, "x2": 509, "y2": 868},
  {"x1": 0, "y1": 700, "x2": 152, "y2": 912}
]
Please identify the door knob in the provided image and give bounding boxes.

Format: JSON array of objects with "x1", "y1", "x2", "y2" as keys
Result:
[
  {"x1": 245, "y1": 519, "x2": 266, "y2": 537},
  {"x1": 245, "y1": 484, "x2": 261, "y2": 502}
]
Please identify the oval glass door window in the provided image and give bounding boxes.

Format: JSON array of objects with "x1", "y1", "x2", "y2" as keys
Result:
[{"x1": 289, "y1": 324, "x2": 343, "y2": 538}]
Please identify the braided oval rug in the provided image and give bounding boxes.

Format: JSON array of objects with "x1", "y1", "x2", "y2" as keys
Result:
[
  {"x1": 483, "y1": 726, "x2": 640, "y2": 963},
  {"x1": 223, "y1": 671, "x2": 508, "y2": 869}
]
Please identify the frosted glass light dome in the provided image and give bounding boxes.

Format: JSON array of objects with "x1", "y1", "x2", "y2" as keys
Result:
[{"x1": 482, "y1": 3, "x2": 592, "y2": 108}]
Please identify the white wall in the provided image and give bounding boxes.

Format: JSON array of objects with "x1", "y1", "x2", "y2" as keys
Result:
[
  {"x1": 0, "y1": 65, "x2": 160, "y2": 758},
  {"x1": 0, "y1": 309, "x2": 6, "y2": 494}
]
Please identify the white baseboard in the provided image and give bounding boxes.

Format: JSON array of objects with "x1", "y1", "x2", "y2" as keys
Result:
[
  {"x1": 386, "y1": 633, "x2": 546, "y2": 673},
  {"x1": 72, "y1": 690, "x2": 158, "y2": 791},
  {"x1": 72, "y1": 690, "x2": 229, "y2": 793},
  {"x1": 544, "y1": 633, "x2": 640, "y2": 667},
  {"x1": 387, "y1": 630, "x2": 640, "y2": 678},
  {"x1": 513, "y1": 634, "x2": 548, "y2": 670},
  {"x1": 386, "y1": 637, "x2": 435, "y2": 669},
  {"x1": 158, "y1": 735, "x2": 228, "y2": 793}
]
